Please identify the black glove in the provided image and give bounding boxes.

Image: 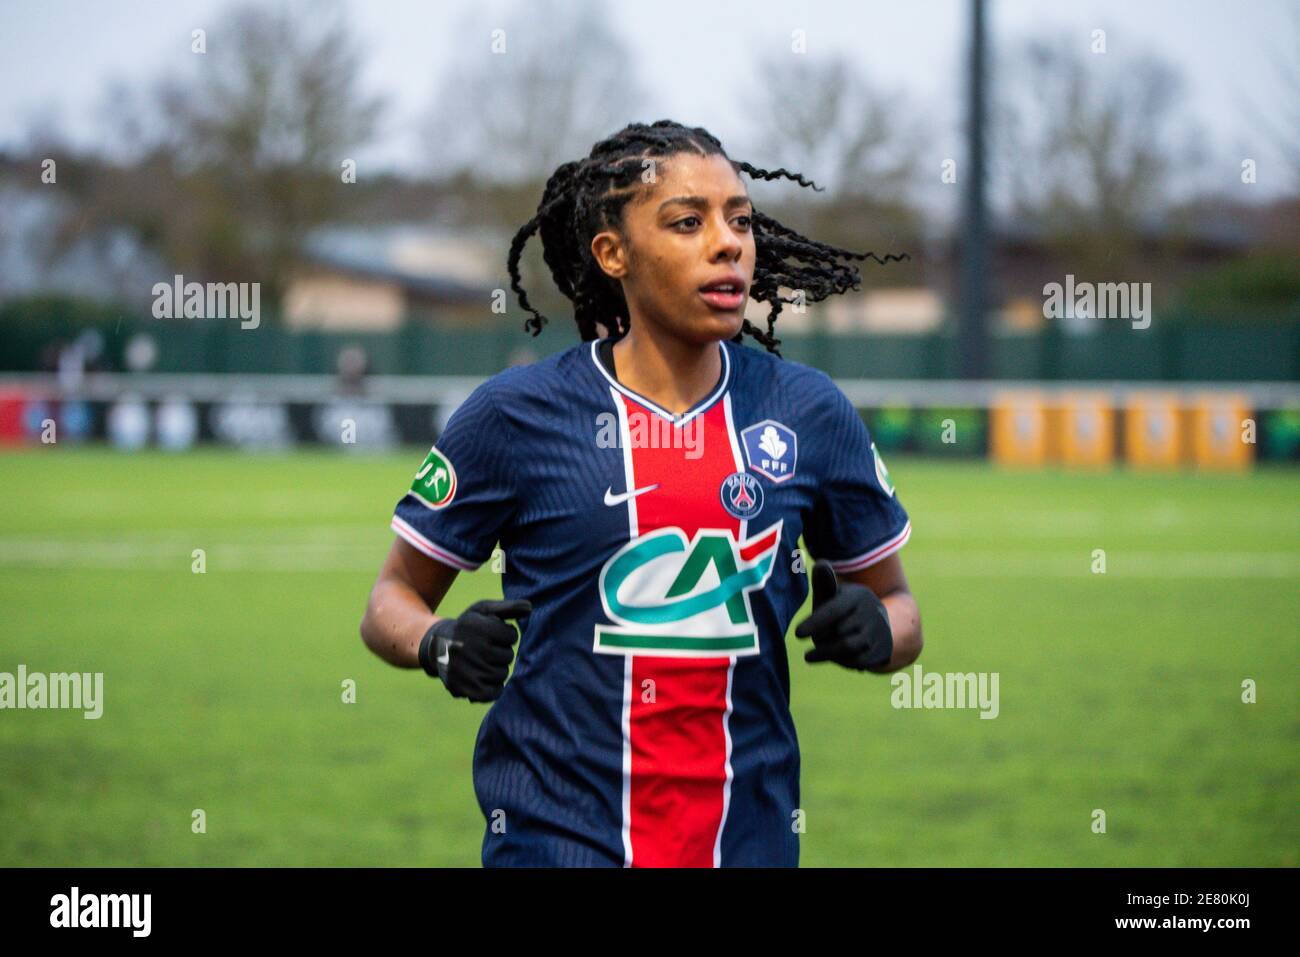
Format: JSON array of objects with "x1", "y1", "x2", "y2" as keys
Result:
[
  {"x1": 794, "y1": 560, "x2": 893, "y2": 670},
  {"x1": 419, "y1": 598, "x2": 532, "y2": 702}
]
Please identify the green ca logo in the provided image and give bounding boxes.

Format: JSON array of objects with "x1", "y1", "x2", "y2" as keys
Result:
[{"x1": 594, "y1": 521, "x2": 783, "y2": 657}]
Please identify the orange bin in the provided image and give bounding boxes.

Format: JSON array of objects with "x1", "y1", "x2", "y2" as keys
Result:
[
  {"x1": 1124, "y1": 392, "x2": 1184, "y2": 469},
  {"x1": 1190, "y1": 393, "x2": 1253, "y2": 471},
  {"x1": 1058, "y1": 392, "x2": 1115, "y2": 468},
  {"x1": 991, "y1": 391, "x2": 1047, "y2": 466}
]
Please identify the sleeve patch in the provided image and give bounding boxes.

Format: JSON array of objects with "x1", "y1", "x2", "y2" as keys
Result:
[
  {"x1": 409, "y1": 445, "x2": 458, "y2": 509},
  {"x1": 871, "y1": 441, "x2": 896, "y2": 498}
]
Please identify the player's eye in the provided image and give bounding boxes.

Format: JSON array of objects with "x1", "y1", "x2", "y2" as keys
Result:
[{"x1": 672, "y1": 214, "x2": 752, "y2": 232}]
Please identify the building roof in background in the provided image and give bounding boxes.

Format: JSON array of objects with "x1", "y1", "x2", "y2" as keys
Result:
[{"x1": 300, "y1": 225, "x2": 502, "y2": 303}]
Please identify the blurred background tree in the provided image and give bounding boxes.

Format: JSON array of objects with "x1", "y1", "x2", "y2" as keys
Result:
[
  {"x1": 993, "y1": 33, "x2": 1203, "y2": 281},
  {"x1": 85, "y1": 0, "x2": 385, "y2": 310},
  {"x1": 744, "y1": 50, "x2": 927, "y2": 268},
  {"x1": 418, "y1": 0, "x2": 647, "y2": 326}
]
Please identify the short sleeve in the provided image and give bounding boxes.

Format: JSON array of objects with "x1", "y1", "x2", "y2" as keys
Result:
[
  {"x1": 802, "y1": 384, "x2": 911, "y2": 573},
  {"x1": 390, "y1": 380, "x2": 516, "y2": 570}
]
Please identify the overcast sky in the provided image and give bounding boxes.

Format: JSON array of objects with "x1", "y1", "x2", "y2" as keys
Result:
[{"x1": 2, "y1": 0, "x2": 1295, "y2": 199}]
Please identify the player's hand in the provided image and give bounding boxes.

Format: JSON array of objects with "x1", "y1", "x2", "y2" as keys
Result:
[
  {"x1": 419, "y1": 599, "x2": 532, "y2": 702},
  {"x1": 794, "y1": 560, "x2": 893, "y2": 671}
]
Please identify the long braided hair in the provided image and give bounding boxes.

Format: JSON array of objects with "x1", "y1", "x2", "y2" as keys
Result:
[{"x1": 506, "y1": 119, "x2": 908, "y2": 357}]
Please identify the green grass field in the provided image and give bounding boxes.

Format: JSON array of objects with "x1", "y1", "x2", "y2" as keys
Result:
[{"x1": 0, "y1": 448, "x2": 1296, "y2": 866}]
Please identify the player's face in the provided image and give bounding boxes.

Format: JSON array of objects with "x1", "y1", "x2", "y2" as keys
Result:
[{"x1": 598, "y1": 152, "x2": 756, "y2": 345}]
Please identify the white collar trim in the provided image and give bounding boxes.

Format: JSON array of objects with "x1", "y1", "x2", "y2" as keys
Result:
[{"x1": 589, "y1": 337, "x2": 731, "y2": 427}]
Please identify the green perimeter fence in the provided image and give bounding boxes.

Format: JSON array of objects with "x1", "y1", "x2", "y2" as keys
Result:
[{"x1": 2, "y1": 306, "x2": 1298, "y2": 382}]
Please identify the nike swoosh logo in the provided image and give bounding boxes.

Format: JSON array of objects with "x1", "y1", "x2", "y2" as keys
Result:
[
  {"x1": 436, "y1": 651, "x2": 450, "y2": 667},
  {"x1": 604, "y1": 483, "x2": 660, "y2": 506}
]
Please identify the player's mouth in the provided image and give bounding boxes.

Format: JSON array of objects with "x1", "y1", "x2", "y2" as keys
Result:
[{"x1": 698, "y1": 273, "x2": 746, "y2": 312}]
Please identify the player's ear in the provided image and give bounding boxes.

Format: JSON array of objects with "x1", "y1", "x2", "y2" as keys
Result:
[{"x1": 591, "y1": 229, "x2": 629, "y2": 280}]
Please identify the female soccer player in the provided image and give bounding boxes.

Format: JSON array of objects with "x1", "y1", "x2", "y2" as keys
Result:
[{"x1": 360, "y1": 120, "x2": 923, "y2": 867}]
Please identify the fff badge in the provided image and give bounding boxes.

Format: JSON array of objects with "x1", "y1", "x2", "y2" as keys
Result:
[{"x1": 741, "y1": 420, "x2": 797, "y2": 484}]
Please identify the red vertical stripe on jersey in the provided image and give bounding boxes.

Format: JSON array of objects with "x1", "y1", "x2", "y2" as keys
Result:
[{"x1": 622, "y1": 398, "x2": 738, "y2": 868}]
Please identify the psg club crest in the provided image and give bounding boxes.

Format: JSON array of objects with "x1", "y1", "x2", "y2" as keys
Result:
[
  {"x1": 720, "y1": 471, "x2": 764, "y2": 520},
  {"x1": 740, "y1": 420, "x2": 797, "y2": 484}
]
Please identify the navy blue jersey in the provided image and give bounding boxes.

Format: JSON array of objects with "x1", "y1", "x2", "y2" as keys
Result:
[{"x1": 391, "y1": 336, "x2": 911, "y2": 866}]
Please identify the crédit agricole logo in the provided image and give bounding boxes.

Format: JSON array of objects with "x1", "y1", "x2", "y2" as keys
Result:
[{"x1": 595, "y1": 520, "x2": 783, "y2": 657}]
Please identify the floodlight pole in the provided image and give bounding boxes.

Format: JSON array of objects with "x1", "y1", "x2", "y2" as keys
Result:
[{"x1": 959, "y1": 0, "x2": 990, "y2": 379}]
